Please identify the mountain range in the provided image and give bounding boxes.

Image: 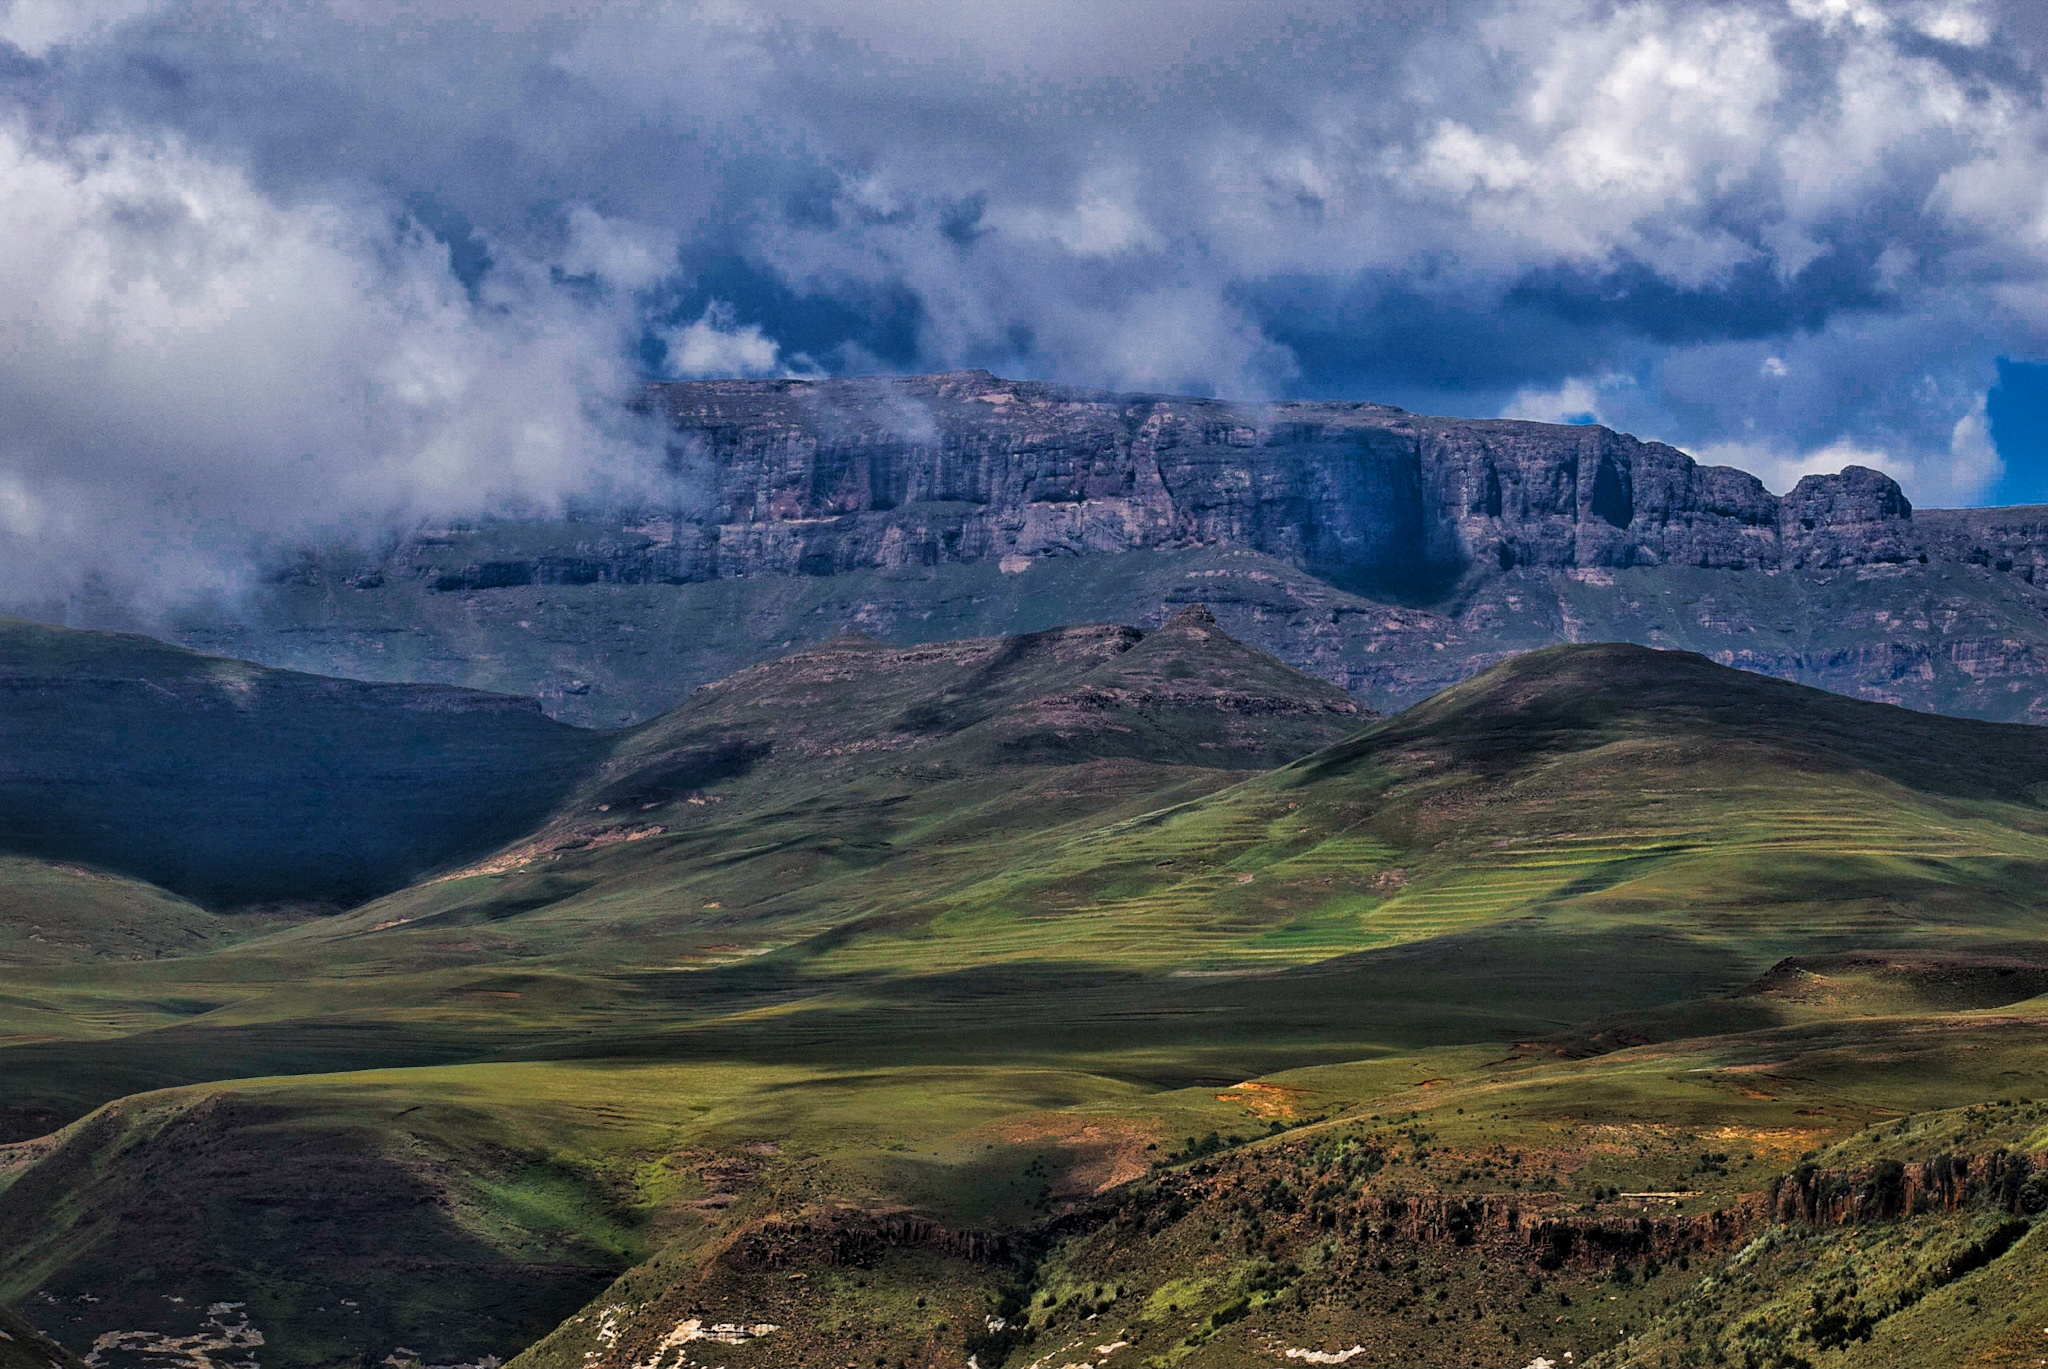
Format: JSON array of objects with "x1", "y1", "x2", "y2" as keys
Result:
[{"x1": 146, "y1": 369, "x2": 2048, "y2": 728}]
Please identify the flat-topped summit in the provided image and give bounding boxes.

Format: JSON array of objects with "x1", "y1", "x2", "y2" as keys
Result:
[{"x1": 641, "y1": 369, "x2": 1909, "y2": 589}]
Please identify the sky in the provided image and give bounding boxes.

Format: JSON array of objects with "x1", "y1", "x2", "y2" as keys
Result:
[{"x1": 3, "y1": 0, "x2": 2048, "y2": 608}]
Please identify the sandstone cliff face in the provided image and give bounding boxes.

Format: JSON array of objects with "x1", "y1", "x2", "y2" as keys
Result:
[{"x1": 611, "y1": 370, "x2": 1910, "y2": 592}]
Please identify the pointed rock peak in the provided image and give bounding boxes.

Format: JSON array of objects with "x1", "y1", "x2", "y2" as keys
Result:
[{"x1": 1160, "y1": 603, "x2": 1218, "y2": 631}]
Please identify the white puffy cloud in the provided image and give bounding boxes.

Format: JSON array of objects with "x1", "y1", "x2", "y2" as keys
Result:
[
  {"x1": 0, "y1": 121, "x2": 666, "y2": 611},
  {"x1": 661, "y1": 302, "x2": 787, "y2": 378},
  {"x1": 1502, "y1": 376, "x2": 1622, "y2": 426},
  {"x1": 560, "y1": 206, "x2": 677, "y2": 293},
  {"x1": 1937, "y1": 397, "x2": 2005, "y2": 504},
  {"x1": 1406, "y1": 2, "x2": 1782, "y2": 281}
]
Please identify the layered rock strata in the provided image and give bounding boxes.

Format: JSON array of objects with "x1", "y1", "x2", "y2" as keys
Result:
[{"x1": 590, "y1": 371, "x2": 1926, "y2": 591}]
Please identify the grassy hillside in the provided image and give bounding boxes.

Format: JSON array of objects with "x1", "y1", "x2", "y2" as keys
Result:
[
  {"x1": 0, "y1": 618, "x2": 607, "y2": 909},
  {"x1": 761, "y1": 640, "x2": 2048, "y2": 975},
  {"x1": 3, "y1": 636, "x2": 2048, "y2": 1365},
  {"x1": 0, "y1": 858, "x2": 230, "y2": 965},
  {"x1": 526, "y1": 601, "x2": 1362, "y2": 856},
  {"x1": 228, "y1": 631, "x2": 2048, "y2": 996}
]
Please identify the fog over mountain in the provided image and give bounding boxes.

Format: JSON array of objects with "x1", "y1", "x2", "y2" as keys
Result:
[{"x1": 2, "y1": 0, "x2": 2048, "y2": 606}]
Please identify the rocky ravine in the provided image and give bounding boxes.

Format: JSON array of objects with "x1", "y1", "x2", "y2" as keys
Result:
[{"x1": 166, "y1": 371, "x2": 2048, "y2": 726}]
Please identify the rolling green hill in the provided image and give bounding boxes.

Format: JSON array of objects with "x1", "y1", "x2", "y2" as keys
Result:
[{"x1": 4, "y1": 628, "x2": 2048, "y2": 1366}]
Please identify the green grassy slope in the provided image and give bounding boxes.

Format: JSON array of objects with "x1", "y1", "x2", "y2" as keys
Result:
[
  {"x1": 0, "y1": 1079, "x2": 637, "y2": 1368},
  {"x1": 887, "y1": 1010, "x2": 2048, "y2": 1369},
  {"x1": 1601, "y1": 1098, "x2": 2048, "y2": 1369},
  {"x1": 544, "y1": 601, "x2": 1362, "y2": 850},
  {"x1": 247, "y1": 628, "x2": 2048, "y2": 996},
  {"x1": 0, "y1": 610, "x2": 1383, "y2": 1362},
  {"x1": 0, "y1": 1059, "x2": 1159, "y2": 1369},
  {"x1": 0, "y1": 610, "x2": 1371, "y2": 1142},
  {"x1": 777, "y1": 641, "x2": 2048, "y2": 976},
  {"x1": 500, "y1": 648, "x2": 2048, "y2": 1366},
  {"x1": 5, "y1": 638, "x2": 2048, "y2": 1365},
  {"x1": 159, "y1": 606, "x2": 1366, "y2": 981},
  {"x1": 0, "y1": 858, "x2": 230, "y2": 965}
]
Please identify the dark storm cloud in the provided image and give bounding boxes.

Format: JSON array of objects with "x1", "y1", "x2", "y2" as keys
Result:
[{"x1": 0, "y1": 0, "x2": 2045, "y2": 614}]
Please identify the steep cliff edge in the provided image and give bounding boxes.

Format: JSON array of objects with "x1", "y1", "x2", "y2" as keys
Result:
[
  {"x1": 399, "y1": 370, "x2": 1933, "y2": 594},
  {"x1": 644, "y1": 369, "x2": 1788, "y2": 589},
  {"x1": 620, "y1": 370, "x2": 1919, "y2": 588},
  {"x1": 160, "y1": 371, "x2": 2048, "y2": 727}
]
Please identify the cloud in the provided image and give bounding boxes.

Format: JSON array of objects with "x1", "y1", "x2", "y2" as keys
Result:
[
  {"x1": 1058, "y1": 286, "x2": 1300, "y2": 398},
  {"x1": 661, "y1": 302, "x2": 788, "y2": 378},
  {"x1": 991, "y1": 173, "x2": 1163, "y2": 258},
  {"x1": 1405, "y1": 3, "x2": 1782, "y2": 284},
  {"x1": 561, "y1": 205, "x2": 676, "y2": 293},
  {"x1": 0, "y1": 120, "x2": 667, "y2": 611},
  {"x1": 1503, "y1": 375, "x2": 1627, "y2": 426},
  {"x1": 0, "y1": 0, "x2": 2046, "y2": 625},
  {"x1": 1938, "y1": 396, "x2": 2005, "y2": 503},
  {"x1": 0, "y1": 0, "x2": 160, "y2": 56}
]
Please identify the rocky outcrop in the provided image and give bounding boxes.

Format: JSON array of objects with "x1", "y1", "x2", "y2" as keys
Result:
[
  {"x1": 721, "y1": 1206, "x2": 1011, "y2": 1269},
  {"x1": 1768, "y1": 1150, "x2": 2048, "y2": 1225},
  {"x1": 597, "y1": 371, "x2": 1914, "y2": 593},
  {"x1": 1293, "y1": 1187, "x2": 1760, "y2": 1271},
  {"x1": 379, "y1": 372, "x2": 1927, "y2": 598},
  {"x1": 1918, "y1": 504, "x2": 2048, "y2": 584},
  {"x1": 1778, "y1": 464, "x2": 1919, "y2": 569}
]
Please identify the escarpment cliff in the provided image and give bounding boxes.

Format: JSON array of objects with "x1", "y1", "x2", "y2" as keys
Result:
[
  {"x1": 163, "y1": 371, "x2": 2048, "y2": 727},
  {"x1": 628, "y1": 370, "x2": 1915, "y2": 589}
]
